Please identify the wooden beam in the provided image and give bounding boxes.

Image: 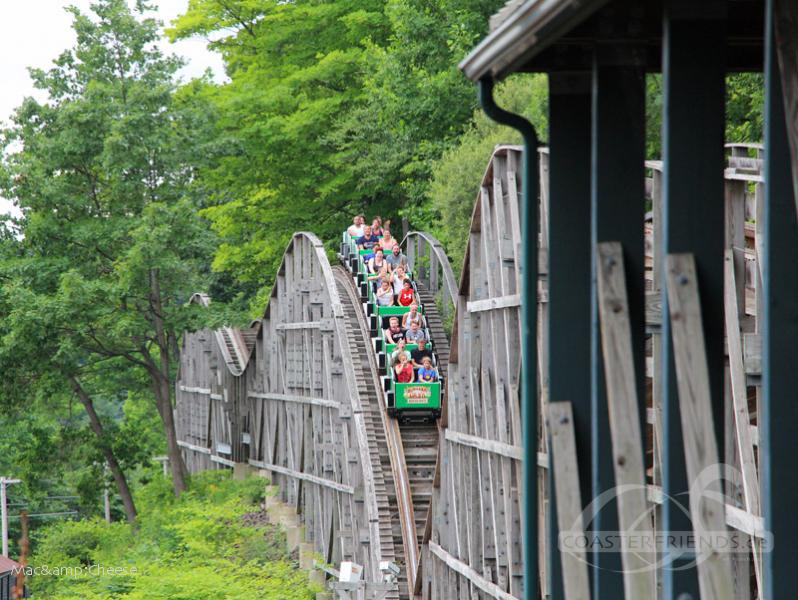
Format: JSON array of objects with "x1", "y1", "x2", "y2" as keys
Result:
[
  {"x1": 467, "y1": 294, "x2": 521, "y2": 313},
  {"x1": 249, "y1": 459, "x2": 354, "y2": 495},
  {"x1": 773, "y1": 0, "x2": 798, "y2": 215},
  {"x1": 445, "y1": 429, "x2": 523, "y2": 461},
  {"x1": 661, "y1": 9, "x2": 727, "y2": 596},
  {"x1": 595, "y1": 242, "x2": 656, "y2": 599},
  {"x1": 591, "y1": 59, "x2": 646, "y2": 597},
  {"x1": 179, "y1": 385, "x2": 211, "y2": 395},
  {"x1": 276, "y1": 321, "x2": 322, "y2": 330},
  {"x1": 177, "y1": 440, "x2": 211, "y2": 455},
  {"x1": 647, "y1": 484, "x2": 766, "y2": 539},
  {"x1": 429, "y1": 541, "x2": 519, "y2": 600},
  {"x1": 547, "y1": 402, "x2": 590, "y2": 600},
  {"x1": 210, "y1": 455, "x2": 236, "y2": 467},
  {"x1": 247, "y1": 392, "x2": 340, "y2": 410},
  {"x1": 763, "y1": 7, "x2": 798, "y2": 595},
  {"x1": 723, "y1": 249, "x2": 763, "y2": 592},
  {"x1": 665, "y1": 253, "x2": 734, "y2": 599}
]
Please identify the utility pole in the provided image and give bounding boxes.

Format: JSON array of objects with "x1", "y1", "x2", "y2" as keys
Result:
[{"x1": 0, "y1": 478, "x2": 21, "y2": 557}]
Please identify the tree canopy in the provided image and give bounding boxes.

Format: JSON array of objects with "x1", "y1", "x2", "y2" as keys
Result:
[{"x1": 0, "y1": 0, "x2": 224, "y2": 500}]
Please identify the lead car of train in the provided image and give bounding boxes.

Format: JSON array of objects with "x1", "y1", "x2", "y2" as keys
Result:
[{"x1": 340, "y1": 232, "x2": 442, "y2": 421}]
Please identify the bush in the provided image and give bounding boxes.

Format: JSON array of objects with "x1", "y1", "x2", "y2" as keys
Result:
[{"x1": 27, "y1": 471, "x2": 319, "y2": 599}]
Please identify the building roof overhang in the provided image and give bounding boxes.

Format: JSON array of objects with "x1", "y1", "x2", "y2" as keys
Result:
[
  {"x1": 460, "y1": 0, "x2": 766, "y2": 81},
  {"x1": 459, "y1": 0, "x2": 609, "y2": 81}
]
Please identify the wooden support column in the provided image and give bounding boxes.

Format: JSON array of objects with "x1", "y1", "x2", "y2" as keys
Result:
[
  {"x1": 661, "y1": 3, "x2": 726, "y2": 597},
  {"x1": 547, "y1": 73, "x2": 592, "y2": 600},
  {"x1": 763, "y1": 1, "x2": 798, "y2": 597},
  {"x1": 591, "y1": 54, "x2": 646, "y2": 599}
]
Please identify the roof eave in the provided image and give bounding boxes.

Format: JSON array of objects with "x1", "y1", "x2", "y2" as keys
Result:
[{"x1": 459, "y1": 0, "x2": 608, "y2": 81}]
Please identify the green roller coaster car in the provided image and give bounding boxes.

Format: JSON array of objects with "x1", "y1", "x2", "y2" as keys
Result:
[
  {"x1": 393, "y1": 381, "x2": 441, "y2": 411},
  {"x1": 343, "y1": 231, "x2": 442, "y2": 420}
]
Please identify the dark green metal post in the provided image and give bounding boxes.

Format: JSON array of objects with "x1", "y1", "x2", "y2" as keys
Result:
[
  {"x1": 590, "y1": 57, "x2": 647, "y2": 599},
  {"x1": 478, "y1": 76, "x2": 539, "y2": 600},
  {"x1": 548, "y1": 73, "x2": 593, "y2": 600},
  {"x1": 763, "y1": 0, "x2": 798, "y2": 597},
  {"x1": 661, "y1": 4, "x2": 726, "y2": 597}
]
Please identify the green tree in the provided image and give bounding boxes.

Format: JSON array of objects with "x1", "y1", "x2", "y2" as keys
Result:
[
  {"x1": 169, "y1": 0, "x2": 391, "y2": 308},
  {"x1": 426, "y1": 74, "x2": 548, "y2": 270},
  {"x1": 332, "y1": 0, "x2": 506, "y2": 214},
  {"x1": 646, "y1": 72, "x2": 764, "y2": 160},
  {"x1": 0, "y1": 0, "x2": 220, "y2": 497}
]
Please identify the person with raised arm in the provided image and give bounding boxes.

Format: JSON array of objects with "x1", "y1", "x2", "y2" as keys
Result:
[
  {"x1": 371, "y1": 217, "x2": 383, "y2": 237},
  {"x1": 384, "y1": 316, "x2": 405, "y2": 344},
  {"x1": 376, "y1": 279, "x2": 395, "y2": 306},
  {"x1": 393, "y1": 352, "x2": 414, "y2": 383}
]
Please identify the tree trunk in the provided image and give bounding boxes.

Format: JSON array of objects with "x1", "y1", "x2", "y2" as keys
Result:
[
  {"x1": 69, "y1": 377, "x2": 138, "y2": 523},
  {"x1": 149, "y1": 268, "x2": 189, "y2": 496},
  {"x1": 152, "y1": 371, "x2": 188, "y2": 496}
]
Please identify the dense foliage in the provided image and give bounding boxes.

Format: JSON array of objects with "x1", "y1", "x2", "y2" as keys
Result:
[
  {"x1": 27, "y1": 471, "x2": 318, "y2": 599},
  {"x1": 0, "y1": 0, "x2": 234, "y2": 502},
  {"x1": 168, "y1": 0, "x2": 508, "y2": 310}
]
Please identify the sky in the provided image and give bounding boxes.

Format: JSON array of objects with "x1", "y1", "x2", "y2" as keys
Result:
[{"x1": 0, "y1": 0, "x2": 226, "y2": 216}]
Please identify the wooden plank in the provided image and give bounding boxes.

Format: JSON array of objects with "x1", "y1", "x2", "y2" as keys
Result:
[
  {"x1": 665, "y1": 253, "x2": 734, "y2": 599},
  {"x1": 467, "y1": 294, "x2": 521, "y2": 313},
  {"x1": 725, "y1": 504, "x2": 767, "y2": 540},
  {"x1": 723, "y1": 249, "x2": 763, "y2": 595},
  {"x1": 547, "y1": 402, "x2": 590, "y2": 600},
  {"x1": 445, "y1": 429, "x2": 524, "y2": 461},
  {"x1": 276, "y1": 321, "x2": 322, "y2": 330},
  {"x1": 723, "y1": 251, "x2": 762, "y2": 513},
  {"x1": 179, "y1": 385, "x2": 211, "y2": 395},
  {"x1": 743, "y1": 333, "x2": 761, "y2": 376},
  {"x1": 247, "y1": 391, "x2": 340, "y2": 410},
  {"x1": 210, "y1": 454, "x2": 236, "y2": 467},
  {"x1": 595, "y1": 242, "x2": 656, "y2": 599},
  {"x1": 177, "y1": 440, "x2": 211, "y2": 455},
  {"x1": 648, "y1": 484, "x2": 767, "y2": 539},
  {"x1": 429, "y1": 541, "x2": 519, "y2": 600},
  {"x1": 249, "y1": 459, "x2": 355, "y2": 495}
]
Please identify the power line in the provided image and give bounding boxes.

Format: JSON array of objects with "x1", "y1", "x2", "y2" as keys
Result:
[{"x1": 9, "y1": 512, "x2": 78, "y2": 519}]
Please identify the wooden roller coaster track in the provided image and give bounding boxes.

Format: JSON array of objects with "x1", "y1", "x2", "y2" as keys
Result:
[{"x1": 175, "y1": 142, "x2": 770, "y2": 600}]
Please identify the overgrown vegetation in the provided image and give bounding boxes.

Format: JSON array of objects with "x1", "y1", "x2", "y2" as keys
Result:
[{"x1": 27, "y1": 471, "x2": 317, "y2": 599}]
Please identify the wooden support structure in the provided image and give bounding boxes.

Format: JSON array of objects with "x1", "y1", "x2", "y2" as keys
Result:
[
  {"x1": 176, "y1": 233, "x2": 396, "y2": 590},
  {"x1": 422, "y1": 146, "x2": 525, "y2": 599}
]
